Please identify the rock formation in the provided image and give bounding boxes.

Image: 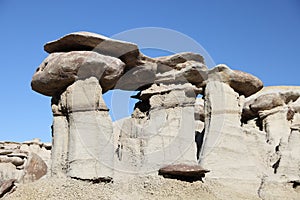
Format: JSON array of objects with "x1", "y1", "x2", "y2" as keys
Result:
[
  {"x1": 20, "y1": 31, "x2": 300, "y2": 199},
  {"x1": 0, "y1": 139, "x2": 51, "y2": 197},
  {"x1": 31, "y1": 31, "x2": 212, "y2": 181}
]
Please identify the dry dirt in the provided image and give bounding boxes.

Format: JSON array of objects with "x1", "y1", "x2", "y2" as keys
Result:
[{"x1": 3, "y1": 176, "x2": 300, "y2": 200}]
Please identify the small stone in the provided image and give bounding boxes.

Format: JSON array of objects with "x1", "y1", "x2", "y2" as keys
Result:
[{"x1": 158, "y1": 164, "x2": 209, "y2": 181}]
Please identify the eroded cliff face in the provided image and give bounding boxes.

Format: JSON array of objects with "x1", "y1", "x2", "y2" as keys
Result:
[{"x1": 2, "y1": 31, "x2": 299, "y2": 199}]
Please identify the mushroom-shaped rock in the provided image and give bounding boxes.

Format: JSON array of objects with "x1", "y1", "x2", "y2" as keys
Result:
[
  {"x1": 158, "y1": 164, "x2": 209, "y2": 181},
  {"x1": 31, "y1": 51, "x2": 125, "y2": 96},
  {"x1": 44, "y1": 31, "x2": 140, "y2": 66},
  {"x1": 207, "y1": 64, "x2": 263, "y2": 97},
  {"x1": 243, "y1": 86, "x2": 300, "y2": 120}
]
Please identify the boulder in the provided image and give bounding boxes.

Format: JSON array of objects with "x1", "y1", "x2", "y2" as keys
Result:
[
  {"x1": 115, "y1": 59, "x2": 207, "y2": 91},
  {"x1": 243, "y1": 86, "x2": 300, "y2": 121},
  {"x1": 22, "y1": 153, "x2": 48, "y2": 183},
  {"x1": 206, "y1": 64, "x2": 263, "y2": 97},
  {"x1": 115, "y1": 62, "x2": 157, "y2": 91},
  {"x1": 44, "y1": 31, "x2": 140, "y2": 66},
  {"x1": 31, "y1": 51, "x2": 125, "y2": 96},
  {"x1": 154, "y1": 61, "x2": 207, "y2": 86}
]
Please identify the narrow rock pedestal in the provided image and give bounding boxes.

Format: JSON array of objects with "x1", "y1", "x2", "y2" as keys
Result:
[
  {"x1": 199, "y1": 65, "x2": 263, "y2": 181},
  {"x1": 62, "y1": 77, "x2": 114, "y2": 180}
]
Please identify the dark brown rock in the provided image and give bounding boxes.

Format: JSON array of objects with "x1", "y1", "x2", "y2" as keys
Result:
[
  {"x1": 207, "y1": 65, "x2": 263, "y2": 97},
  {"x1": 158, "y1": 164, "x2": 209, "y2": 182},
  {"x1": 23, "y1": 153, "x2": 47, "y2": 183},
  {"x1": 115, "y1": 60, "x2": 207, "y2": 91},
  {"x1": 230, "y1": 70, "x2": 264, "y2": 97}
]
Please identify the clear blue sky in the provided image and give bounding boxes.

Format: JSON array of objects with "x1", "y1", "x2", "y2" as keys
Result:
[{"x1": 0, "y1": 0, "x2": 299, "y2": 142}]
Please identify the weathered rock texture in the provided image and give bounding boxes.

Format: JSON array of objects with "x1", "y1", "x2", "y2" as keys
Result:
[
  {"x1": 113, "y1": 83, "x2": 201, "y2": 177},
  {"x1": 22, "y1": 31, "x2": 300, "y2": 199},
  {"x1": 0, "y1": 139, "x2": 51, "y2": 197},
  {"x1": 242, "y1": 86, "x2": 300, "y2": 184}
]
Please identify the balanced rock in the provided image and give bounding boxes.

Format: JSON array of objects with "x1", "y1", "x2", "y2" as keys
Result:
[
  {"x1": 31, "y1": 51, "x2": 125, "y2": 96},
  {"x1": 44, "y1": 31, "x2": 140, "y2": 66},
  {"x1": 205, "y1": 64, "x2": 263, "y2": 97},
  {"x1": 115, "y1": 53, "x2": 207, "y2": 91}
]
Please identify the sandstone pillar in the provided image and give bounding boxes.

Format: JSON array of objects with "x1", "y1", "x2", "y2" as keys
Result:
[
  {"x1": 64, "y1": 77, "x2": 114, "y2": 180},
  {"x1": 199, "y1": 65, "x2": 263, "y2": 180},
  {"x1": 115, "y1": 84, "x2": 199, "y2": 175},
  {"x1": 199, "y1": 81, "x2": 254, "y2": 179},
  {"x1": 50, "y1": 96, "x2": 69, "y2": 177},
  {"x1": 51, "y1": 115, "x2": 69, "y2": 177}
]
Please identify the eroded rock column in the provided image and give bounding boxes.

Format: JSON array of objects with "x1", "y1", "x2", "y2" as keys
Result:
[
  {"x1": 31, "y1": 32, "x2": 128, "y2": 181},
  {"x1": 243, "y1": 87, "x2": 300, "y2": 183},
  {"x1": 115, "y1": 83, "x2": 201, "y2": 175},
  {"x1": 50, "y1": 97, "x2": 69, "y2": 177},
  {"x1": 199, "y1": 65, "x2": 263, "y2": 180},
  {"x1": 62, "y1": 77, "x2": 114, "y2": 180}
]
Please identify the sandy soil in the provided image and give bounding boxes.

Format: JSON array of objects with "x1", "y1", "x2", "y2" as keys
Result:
[{"x1": 3, "y1": 176, "x2": 299, "y2": 200}]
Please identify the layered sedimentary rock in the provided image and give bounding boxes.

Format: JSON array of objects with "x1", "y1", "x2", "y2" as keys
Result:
[
  {"x1": 243, "y1": 86, "x2": 300, "y2": 183},
  {"x1": 31, "y1": 31, "x2": 211, "y2": 180},
  {"x1": 28, "y1": 31, "x2": 300, "y2": 200},
  {"x1": 199, "y1": 65, "x2": 263, "y2": 180},
  {"x1": 51, "y1": 77, "x2": 114, "y2": 181},
  {"x1": 0, "y1": 139, "x2": 50, "y2": 183},
  {"x1": 114, "y1": 83, "x2": 201, "y2": 175}
]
